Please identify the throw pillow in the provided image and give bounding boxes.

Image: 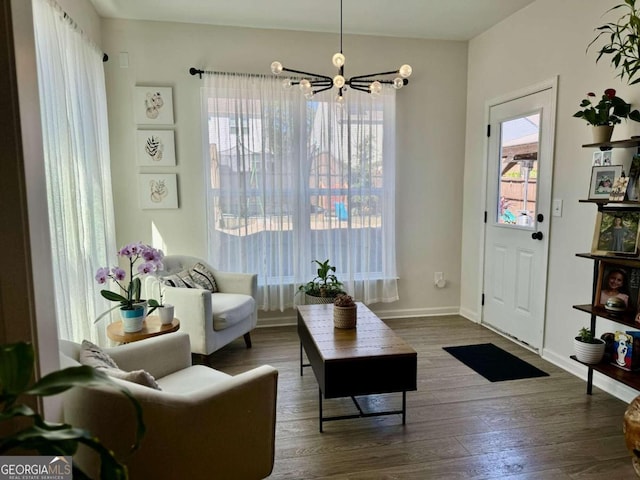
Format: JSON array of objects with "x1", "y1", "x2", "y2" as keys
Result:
[
  {"x1": 79, "y1": 340, "x2": 118, "y2": 369},
  {"x1": 78, "y1": 340, "x2": 161, "y2": 390},
  {"x1": 189, "y1": 262, "x2": 219, "y2": 293},
  {"x1": 161, "y1": 270, "x2": 197, "y2": 289}
]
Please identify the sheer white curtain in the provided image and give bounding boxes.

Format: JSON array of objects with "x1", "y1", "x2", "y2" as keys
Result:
[
  {"x1": 33, "y1": 0, "x2": 116, "y2": 343},
  {"x1": 202, "y1": 72, "x2": 398, "y2": 311}
]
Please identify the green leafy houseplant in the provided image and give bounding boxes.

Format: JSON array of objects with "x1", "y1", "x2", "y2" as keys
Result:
[
  {"x1": 0, "y1": 342, "x2": 145, "y2": 479},
  {"x1": 298, "y1": 259, "x2": 345, "y2": 298},
  {"x1": 589, "y1": 0, "x2": 640, "y2": 85},
  {"x1": 573, "y1": 89, "x2": 640, "y2": 125},
  {"x1": 577, "y1": 327, "x2": 600, "y2": 344}
]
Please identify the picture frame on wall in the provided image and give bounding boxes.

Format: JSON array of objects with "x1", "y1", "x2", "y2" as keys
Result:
[
  {"x1": 591, "y1": 208, "x2": 640, "y2": 256},
  {"x1": 136, "y1": 130, "x2": 176, "y2": 166},
  {"x1": 133, "y1": 86, "x2": 174, "y2": 125},
  {"x1": 589, "y1": 165, "x2": 623, "y2": 200},
  {"x1": 138, "y1": 173, "x2": 178, "y2": 209}
]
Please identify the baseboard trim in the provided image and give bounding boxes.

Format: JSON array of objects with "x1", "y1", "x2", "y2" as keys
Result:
[
  {"x1": 459, "y1": 307, "x2": 480, "y2": 323},
  {"x1": 256, "y1": 305, "x2": 461, "y2": 328}
]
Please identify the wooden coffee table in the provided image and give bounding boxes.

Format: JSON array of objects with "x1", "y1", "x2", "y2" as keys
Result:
[
  {"x1": 297, "y1": 303, "x2": 417, "y2": 432},
  {"x1": 107, "y1": 316, "x2": 180, "y2": 344}
]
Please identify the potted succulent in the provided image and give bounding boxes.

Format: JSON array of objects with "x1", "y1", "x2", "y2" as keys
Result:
[
  {"x1": 95, "y1": 242, "x2": 164, "y2": 332},
  {"x1": 574, "y1": 327, "x2": 606, "y2": 364},
  {"x1": 589, "y1": 0, "x2": 640, "y2": 85},
  {"x1": 573, "y1": 89, "x2": 640, "y2": 142},
  {"x1": 333, "y1": 294, "x2": 357, "y2": 329},
  {"x1": 0, "y1": 341, "x2": 145, "y2": 479},
  {"x1": 298, "y1": 259, "x2": 346, "y2": 304}
]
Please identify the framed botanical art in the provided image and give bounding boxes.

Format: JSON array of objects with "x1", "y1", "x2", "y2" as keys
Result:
[
  {"x1": 138, "y1": 173, "x2": 178, "y2": 209},
  {"x1": 136, "y1": 130, "x2": 176, "y2": 166},
  {"x1": 591, "y1": 208, "x2": 640, "y2": 256},
  {"x1": 133, "y1": 86, "x2": 174, "y2": 125},
  {"x1": 589, "y1": 165, "x2": 623, "y2": 200}
]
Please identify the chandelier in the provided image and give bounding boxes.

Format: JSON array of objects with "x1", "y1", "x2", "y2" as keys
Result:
[{"x1": 270, "y1": 0, "x2": 412, "y2": 103}]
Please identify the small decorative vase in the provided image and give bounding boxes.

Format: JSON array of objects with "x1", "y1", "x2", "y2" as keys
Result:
[
  {"x1": 592, "y1": 125, "x2": 614, "y2": 144},
  {"x1": 573, "y1": 337, "x2": 605, "y2": 364},
  {"x1": 333, "y1": 305, "x2": 357, "y2": 329},
  {"x1": 120, "y1": 306, "x2": 145, "y2": 333},
  {"x1": 158, "y1": 304, "x2": 175, "y2": 325}
]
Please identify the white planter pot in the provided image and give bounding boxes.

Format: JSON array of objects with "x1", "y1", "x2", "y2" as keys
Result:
[
  {"x1": 120, "y1": 306, "x2": 145, "y2": 333},
  {"x1": 592, "y1": 125, "x2": 614, "y2": 144},
  {"x1": 574, "y1": 337, "x2": 605, "y2": 364},
  {"x1": 158, "y1": 304, "x2": 175, "y2": 325}
]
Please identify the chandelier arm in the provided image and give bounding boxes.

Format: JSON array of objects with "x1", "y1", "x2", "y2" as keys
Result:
[
  {"x1": 349, "y1": 78, "x2": 409, "y2": 86},
  {"x1": 281, "y1": 67, "x2": 333, "y2": 82},
  {"x1": 348, "y1": 70, "x2": 401, "y2": 81},
  {"x1": 312, "y1": 85, "x2": 335, "y2": 95},
  {"x1": 348, "y1": 84, "x2": 372, "y2": 94}
]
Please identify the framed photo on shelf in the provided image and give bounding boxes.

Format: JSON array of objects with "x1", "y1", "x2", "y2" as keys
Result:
[
  {"x1": 594, "y1": 260, "x2": 640, "y2": 317},
  {"x1": 133, "y1": 86, "x2": 174, "y2": 125},
  {"x1": 610, "y1": 175, "x2": 630, "y2": 202},
  {"x1": 593, "y1": 151, "x2": 603, "y2": 166},
  {"x1": 627, "y1": 154, "x2": 640, "y2": 201},
  {"x1": 602, "y1": 150, "x2": 613, "y2": 166},
  {"x1": 592, "y1": 208, "x2": 640, "y2": 256},
  {"x1": 589, "y1": 165, "x2": 623, "y2": 200}
]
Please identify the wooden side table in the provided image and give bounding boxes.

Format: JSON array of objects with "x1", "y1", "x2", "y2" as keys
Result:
[{"x1": 107, "y1": 316, "x2": 180, "y2": 344}]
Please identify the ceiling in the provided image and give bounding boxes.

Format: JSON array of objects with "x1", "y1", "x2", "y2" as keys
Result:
[{"x1": 88, "y1": 0, "x2": 536, "y2": 41}]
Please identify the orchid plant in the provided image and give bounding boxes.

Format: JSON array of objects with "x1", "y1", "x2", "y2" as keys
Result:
[{"x1": 95, "y1": 242, "x2": 164, "y2": 313}]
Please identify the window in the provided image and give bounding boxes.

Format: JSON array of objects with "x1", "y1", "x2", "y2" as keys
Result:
[{"x1": 202, "y1": 73, "x2": 398, "y2": 310}]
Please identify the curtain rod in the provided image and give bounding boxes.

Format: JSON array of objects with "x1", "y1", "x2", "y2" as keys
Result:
[
  {"x1": 189, "y1": 67, "x2": 269, "y2": 79},
  {"x1": 59, "y1": 9, "x2": 107, "y2": 62}
]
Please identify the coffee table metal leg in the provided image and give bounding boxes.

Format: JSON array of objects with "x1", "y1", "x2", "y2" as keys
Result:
[
  {"x1": 402, "y1": 391, "x2": 406, "y2": 424},
  {"x1": 300, "y1": 342, "x2": 303, "y2": 376},
  {"x1": 319, "y1": 387, "x2": 323, "y2": 433}
]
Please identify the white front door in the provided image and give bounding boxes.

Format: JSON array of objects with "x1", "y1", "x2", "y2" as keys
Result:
[{"x1": 482, "y1": 83, "x2": 556, "y2": 350}]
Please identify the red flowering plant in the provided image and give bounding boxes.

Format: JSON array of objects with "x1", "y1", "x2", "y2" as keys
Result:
[{"x1": 573, "y1": 88, "x2": 640, "y2": 126}]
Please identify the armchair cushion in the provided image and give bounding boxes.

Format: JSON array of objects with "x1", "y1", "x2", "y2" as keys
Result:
[
  {"x1": 78, "y1": 340, "x2": 160, "y2": 389},
  {"x1": 212, "y1": 293, "x2": 255, "y2": 331}
]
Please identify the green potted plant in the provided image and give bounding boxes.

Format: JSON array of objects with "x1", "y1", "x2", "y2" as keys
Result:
[
  {"x1": 298, "y1": 259, "x2": 345, "y2": 304},
  {"x1": 573, "y1": 89, "x2": 640, "y2": 142},
  {"x1": 574, "y1": 327, "x2": 606, "y2": 364},
  {"x1": 148, "y1": 283, "x2": 174, "y2": 325},
  {"x1": 0, "y1": 341, "x2": 145, "y2": 479},
  {"x1": 589, "y1": 0, "x2": 640, "y2": 85}
]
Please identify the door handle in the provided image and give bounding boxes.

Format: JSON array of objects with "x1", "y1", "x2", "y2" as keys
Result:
[{"x1": 531, "y1": 231, "x2": 543, "y2": 240}]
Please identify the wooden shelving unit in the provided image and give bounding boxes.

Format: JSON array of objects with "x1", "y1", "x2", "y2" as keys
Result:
[{"x1": 576, "y1": 138, "x2": 640, "y2": 394}]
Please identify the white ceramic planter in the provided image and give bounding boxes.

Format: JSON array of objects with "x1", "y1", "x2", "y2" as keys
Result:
[
  {"x1": 158, "y1": 304, "x2": 175, "y2": 325},
  {"x1": 574, "y1": 337, "x2": 605, "y2": 364},
  {"x1": 592, "y1": 125, "x2": 614, "y2": 144}
]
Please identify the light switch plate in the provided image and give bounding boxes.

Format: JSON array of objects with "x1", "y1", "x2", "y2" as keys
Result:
[{"x1": 552, "y1": 199, "x2": 563, "y2": 217}]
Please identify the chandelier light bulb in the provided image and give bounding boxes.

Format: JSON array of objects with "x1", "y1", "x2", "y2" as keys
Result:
[
  {"x1": 282, "y1": 78, "x2": 293, "y2": 89},
  {"x1": 393, "y1": 77, "x2": 404, "y2": 89},
  {"x1": 271, "y1": 61, "x2": 283, "y2": 75},
  {"x1": 299, "y1": 79, "x2": 312, "y2": 92},
  {"x1": 369, "y1": 81, "x2": 383, "y2": 96},
  {"x1": 332, "y1": 52, "x2": 346, "y2": 68},
  {"x1": 336, "y1": 94, "x2": 345, "y2": 106},
  {"x1": 333, "y1": 75, "x2": 346, "y2": 89},
  {"x1": 304, "y1": 91, "x2": 314, "y2": 100},
  {"x1": 399, "y1": 64, "x2": 412, "y2": 78}
]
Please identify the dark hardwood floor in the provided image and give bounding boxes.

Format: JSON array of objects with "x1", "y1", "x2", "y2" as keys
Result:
[{"x1": 205, "y1": 315, "x2": 637, "y2": 479}]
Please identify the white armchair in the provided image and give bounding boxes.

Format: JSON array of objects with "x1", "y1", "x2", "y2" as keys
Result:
[
  {"x1": 144, "y1": 255, "x2": 258, "y2": 361},
  {"x1": 59, "y1": 332, "x2": 278, "y2": 480}
]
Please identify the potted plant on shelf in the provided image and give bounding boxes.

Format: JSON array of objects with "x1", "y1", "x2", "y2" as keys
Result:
[
  {"x1": 95, "y1": 242, "x2": 164, "y2": 332},
  {"x1": 298, "y1": 259, "x2": 346, "y2": 305},
  {"x1": 573, "y1": 89, "x2": 640, "y2": 143},
  {"x1": 574, "y1": 327, "x2": 606, "y2": 364},
  {"x1": 0, "y1": 341, "x2": 145, "y2": 478},
  {"x1": 588, "y1": 0, "x2": 640, "y2": 86}
]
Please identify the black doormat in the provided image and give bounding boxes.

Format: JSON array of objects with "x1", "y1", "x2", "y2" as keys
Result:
[{"x1": 442, "y1": 343, "x2": 549, "y2": 382}]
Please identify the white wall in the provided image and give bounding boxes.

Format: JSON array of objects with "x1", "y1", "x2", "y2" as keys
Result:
[
  {"x1": 462, "y1": 0, "x2": 640, "y2": 401},
  {"x1": 100, "y1": 20, "x2": 468, "y2": 323}
]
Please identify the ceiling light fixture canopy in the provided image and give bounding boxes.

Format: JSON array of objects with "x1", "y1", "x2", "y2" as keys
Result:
[{"x1": 270, "y1": 0, "x2": 412, "y2": 102}]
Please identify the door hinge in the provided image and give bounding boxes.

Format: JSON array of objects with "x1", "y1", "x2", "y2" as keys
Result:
[
  {"x1": 481, "y1": 293, "x2": 485, "y2": 306},
  {"x1": 486, "y1": 124, "x2": 491, "y2": 137},
  {"x1": 484, "y1": 211, "x2": 487, "y2": 223}
]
